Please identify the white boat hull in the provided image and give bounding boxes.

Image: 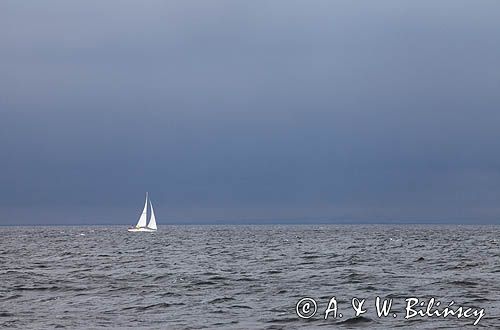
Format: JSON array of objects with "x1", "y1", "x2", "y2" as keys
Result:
[{"x1": 127, "y1": 227, "x2": 157, "y2": 232}]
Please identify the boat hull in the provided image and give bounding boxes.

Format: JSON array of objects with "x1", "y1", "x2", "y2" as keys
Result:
[{"x1": 127, "y1": 227, "x2": 157, "y2": 232}]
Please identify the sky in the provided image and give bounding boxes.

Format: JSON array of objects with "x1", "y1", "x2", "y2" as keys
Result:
[{"x1": 1, "y1": 1, "x2": 500, "y2": 225}]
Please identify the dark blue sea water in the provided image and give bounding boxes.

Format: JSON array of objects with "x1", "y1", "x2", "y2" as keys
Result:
[{"x1": 0, "y1": 225, "x2": 499, "y2": 329}]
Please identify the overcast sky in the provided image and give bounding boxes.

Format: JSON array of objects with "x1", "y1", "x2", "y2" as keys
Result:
[{"x1": 1, "y1": 1, "x2": 500, "y2": 225}]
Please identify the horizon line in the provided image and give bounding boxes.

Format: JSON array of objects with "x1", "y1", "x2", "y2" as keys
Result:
[{"x1": 1, "y1": 221, "x2": 499, "y2": 227}]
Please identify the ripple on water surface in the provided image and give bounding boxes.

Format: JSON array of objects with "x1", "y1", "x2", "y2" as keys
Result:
[{"x1": 0, "y1": 224, "x2": 499, "y2": 329}]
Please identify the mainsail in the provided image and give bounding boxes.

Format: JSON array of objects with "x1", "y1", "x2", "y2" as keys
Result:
[
  {"x1": 136, "y1": 192, "x2": 148, "y2": 228},
  {"x1": 148, "y1": 200, "x2": 157, "y2": 230}
]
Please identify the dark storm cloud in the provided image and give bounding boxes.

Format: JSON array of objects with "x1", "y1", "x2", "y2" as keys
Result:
[{"x1": 1, "y1": 1, "x2": 500, "y2": 224}]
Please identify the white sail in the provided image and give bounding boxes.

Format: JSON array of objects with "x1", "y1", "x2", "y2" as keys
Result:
[
  {"x1": 147, "y1": 199, "x2": 157, "y2": 230},
  {"x1": 135, "y1": 192, "x2": 148, "y2": 228}
]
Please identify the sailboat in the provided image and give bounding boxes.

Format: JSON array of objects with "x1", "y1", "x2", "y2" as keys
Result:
[{"x1": 128, "y1": 192, "x2": 157, "y2": 232}]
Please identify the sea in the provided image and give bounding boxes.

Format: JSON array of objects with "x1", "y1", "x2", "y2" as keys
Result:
[{"x1": 0, "y1": 225, "x2": 499, "y2": 329}]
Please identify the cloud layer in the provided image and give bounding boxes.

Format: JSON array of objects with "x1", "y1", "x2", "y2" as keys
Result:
[{"x1": 1, "y1": 1, "x2": 500, "y2": 224}]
